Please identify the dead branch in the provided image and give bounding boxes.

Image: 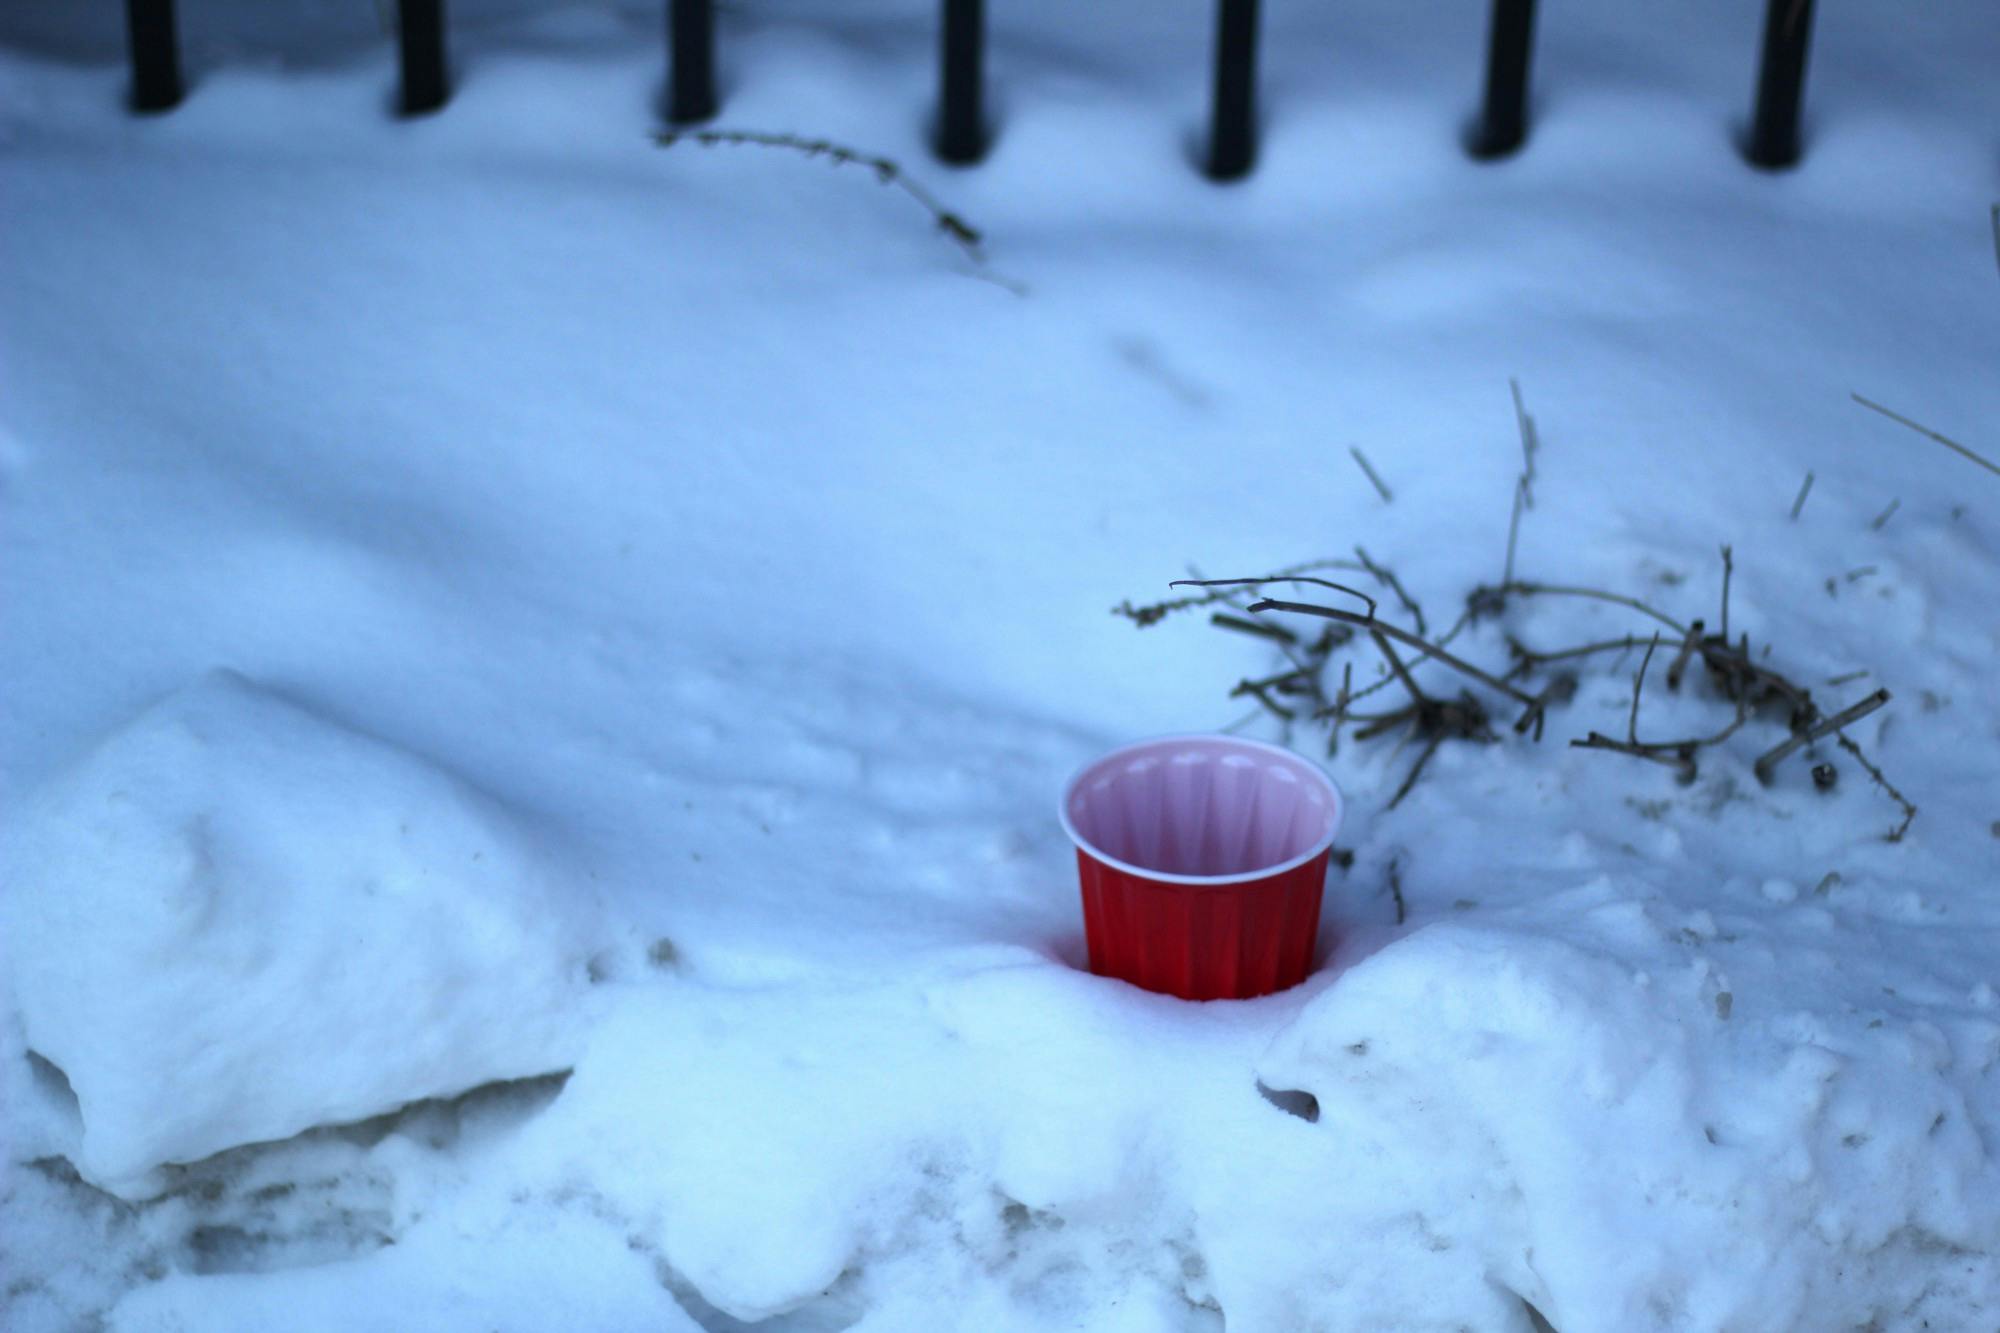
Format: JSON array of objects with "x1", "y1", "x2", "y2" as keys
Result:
[
  {"x1": 1350, "y1": 447, "x2": 1394, "y2": 503},
  {"x1": 1789, "y1": 472, "x2": 1815, "y2": 520},
  {"x1": 1754, "y1": 688, "x2": 1891, "y2": 783},
  {"x1": 654, "y1": 130, "x2": 985, "y2": 262},
  {"x1": 1387, "y1": 857, "x2": 1407, "y2": 925},
  {"x1": 1871, "y1": 498, "x2": 1900, "y2": 531},
  {"x1": 1853, "y1": 393, "x2": 2000, "y2": 481}
]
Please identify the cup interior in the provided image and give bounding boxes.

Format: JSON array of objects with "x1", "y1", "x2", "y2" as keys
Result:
[{"x1": 1061, "y1": 736, "x2": 1341, "y2": 883}]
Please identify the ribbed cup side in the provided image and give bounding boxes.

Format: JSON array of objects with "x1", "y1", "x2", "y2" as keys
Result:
[{"x1": 1077, "y1": 848, "x2": 1331, "y2": 1000}]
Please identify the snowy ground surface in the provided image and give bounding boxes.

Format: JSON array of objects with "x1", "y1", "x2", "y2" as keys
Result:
[{"x1": 4, "y1": 2, "x2": 1999, "y2": 1329}]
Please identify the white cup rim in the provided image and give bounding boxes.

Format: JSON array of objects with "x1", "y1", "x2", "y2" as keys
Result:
[{"x1": 1057, "y1": 732, "x2": 1344, "y2": 886}]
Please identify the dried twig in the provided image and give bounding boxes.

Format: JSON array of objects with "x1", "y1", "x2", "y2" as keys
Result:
[
  {"x1": 1570, "y1": 732, "x2": 1697, "y2": 782},
  {"x1": 1174, "y1": 576, "x2": 1377, "y2": 619},
  {"x1": 1370, "y1": 630, "x2": 1429, "y2": 706},
  {"x1": 1350, "y1": 447, "x2": 1394, "y2": 503},
  {"x1": 1754, "y1": 688, "x2": 1892, "y2": 783},
  {"x1": 1230, "y1": 593, "x2": 1537, "y2": 709},
  {"x1": 1354, "y1": 546, "x2": 1426, "y2": 634},
  {"x1": 1327, "y1": 662, "x2": 1353, "y2": 756},
  {"x1": 1116, "y1": 558, "x2": 1368, "y2": 626},
  {"x1": 1508, "y1": 635, "x2": 1643, "y2": 675},
  {"x1": 1629, "y1": 634, "x2": 1662, "y2": 744},
  {"x1": 1510, "y1": 378, "x2": 1539, "y2": 509},
  {"x1": 1501, "y1": 479, "x2": 1527, "y2": 588},
  {"x1": 1718, "y1": 546, "x2": 1734, "y2": 643},
  {"x1": 1870, "y1": 498, "x2": 1901, "y2": 531},
  {"x1": 1211, "y1": 612, "x2": 1299, "y2": 645},
  {"x1": 1853, "y1": 393, "x2": 2000, "y2": 480},
  {"x1": 1387, "y1": 735, "x2": 1445, "y2": 810},
  {"x1": 1387, "y1": 857, "x2": 1407, "y2": 925},
  {"x1": 1476, "y1": 582, "x2": 1689, "y2": 636},
  {"x1": 1789, "y1": 471, "x2": 1814, "y2": 520},
  {"x1": 1665, "y1": 620, "x2": 1706, "y2": 691},
  {"x1": 654, "y1": 130, "x2": 985, "y2": 262},
  {"x1": 1835, "y1": 733, "x2": 1918, "y2": 841}
]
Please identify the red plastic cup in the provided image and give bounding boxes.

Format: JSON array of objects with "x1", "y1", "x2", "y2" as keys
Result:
[{"x1": 1059, "y1": 735, "x2": 1343, "y2": 1001}]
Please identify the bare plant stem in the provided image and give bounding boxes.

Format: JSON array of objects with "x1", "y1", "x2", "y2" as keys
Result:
[
  {"x1": 1754, "y1": 688, "x2": 1892, "y2": 782},
  {"x1": 1488, "y1": 582, "x2": 1690, "y2": 636},
  {"x1": 1835, "y1": 733, "x2": 1918, "y2": 841},
  {"x1": 1665, "y1": 620, "x2": 1706, "y2": 691},
  {"x1": 1371, "y1": 630, "x2": 1429, "y2": 705},
  {"x1": 1210, "y1": 612, "x2": 1299, "y2": 645},
  {"x1": 1240, "y1": 595, "x2": 1537, "y2": 708},
  {"x1": 1354, "y1": 546, "x2": 1425, "y2": 634},
  {"x1": 654, "y1": 130, "x2": 985, "y2": 262},
  {"x1": 1502, "y1": 478, "x2": 1527, "y2": 586},
  {"x1": 1853, "y1": 393, "x2": 2000, "y2": 480},
  {"x1": 1387, "y1": 735, "x2": 1445, "y2": 810},
  {"x1": 1719, "y1": 546, "x2": 1734, "y2": 643},
  {"x1": 1510, "y1": 377, "x2": 1539, "y2": 509},
  {"x1": 1350, "y1": 447, "x2": 1395, "y2": 503},
  {"x1": 1629, "y1": 634, "x2": 1662, "y2": 744},
  {"x1": 1790, "y1": 471, "x2": 1814, "y2": 520}
]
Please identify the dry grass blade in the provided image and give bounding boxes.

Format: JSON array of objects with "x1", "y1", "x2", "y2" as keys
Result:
[{"x1": 1852, "y1": 393, "x2": 2000, "y2": 480}]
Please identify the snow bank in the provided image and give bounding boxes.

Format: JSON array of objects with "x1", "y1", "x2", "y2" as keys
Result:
[
  {"x1": 1255, "y1": 921, "x2": 2000, "y2": 1330},
  {"x1": 1, "y1": 671, "x2": 596, "y2": 1197}
]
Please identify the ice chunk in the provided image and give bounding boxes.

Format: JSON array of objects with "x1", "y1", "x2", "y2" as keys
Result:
[{"x1": 1, "y1": 671, "x2": 595, "y2": 1197}]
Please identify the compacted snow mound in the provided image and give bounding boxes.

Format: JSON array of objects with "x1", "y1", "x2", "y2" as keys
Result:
[
  {"x1": 0, "y1": 670, "x2": 596, "y2": 1198},
  {"x1": 1256, "y1": 922, "x2": 2000, "y2": 1331}
]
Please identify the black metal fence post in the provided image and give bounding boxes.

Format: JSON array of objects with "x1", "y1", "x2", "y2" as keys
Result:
[
  {"x1": 125, "y1": 0, "x2": 184, "y2": 113},
  {"x1": 1747, "y1": 0, "x2": 1815, "y2": 169},
  {"x1": 669, "y1": 0, "x2": 718, "y2": 124},
  {"x1": 398, "y1": 0, "x2": 449, "y2": 116},
  {"x1": 1471, "y1": 0, "x2": 1536, "y2": 158},
  {"x1": 1207, "y1": 0, "x2": 1260, "y2": 180},
  {"x1": 937, "y1": 0, "x2": 986, "y2": 163}
]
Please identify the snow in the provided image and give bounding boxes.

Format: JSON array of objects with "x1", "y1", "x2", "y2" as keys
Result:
[
  {"x1": 1, "y1": 671, "x2": 596, "y2": 1196},
  {"x1": 3, "y1": 1, "x2": 1998, "y2": 1329}
]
